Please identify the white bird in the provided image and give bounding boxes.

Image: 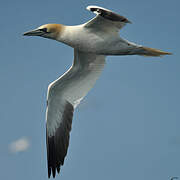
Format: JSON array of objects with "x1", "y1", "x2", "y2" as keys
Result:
[{"x1": 23, "y1": 5, "x2": 171, "y2": 178}]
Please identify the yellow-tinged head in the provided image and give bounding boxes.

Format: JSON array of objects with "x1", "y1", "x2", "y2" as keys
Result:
[{"x1": 23, "y1": 24, "x2": 65, "y2": 40}]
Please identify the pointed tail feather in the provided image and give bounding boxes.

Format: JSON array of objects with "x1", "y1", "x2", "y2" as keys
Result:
[{"x1": 138, "y1": 46, "x2": 172, "y2": 57}]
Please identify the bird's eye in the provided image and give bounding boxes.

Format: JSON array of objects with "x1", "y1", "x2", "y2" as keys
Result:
[{"x1": 39, "y1": 28, "x2": 48, "y2": 33}]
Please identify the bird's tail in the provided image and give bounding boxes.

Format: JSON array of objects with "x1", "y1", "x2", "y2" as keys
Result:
[{"x1": 137, "y1": 46, "x2": 172, "y2": 57}]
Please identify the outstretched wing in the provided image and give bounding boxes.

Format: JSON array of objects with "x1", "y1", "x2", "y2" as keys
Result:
[
  {"x1": 85, "y1": 5, "x2": 131, "y2": 32},
  {"x1": 46, "y1": 99, "x2": 74, "y2": 178},
  {"x1": 46, "y1": 49, "x2": 105, "y2": 178}
]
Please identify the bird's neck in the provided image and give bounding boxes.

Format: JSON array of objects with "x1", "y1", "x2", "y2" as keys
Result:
[{"x1": 55, "y1": 25, "x2": 84, "y2": 47}]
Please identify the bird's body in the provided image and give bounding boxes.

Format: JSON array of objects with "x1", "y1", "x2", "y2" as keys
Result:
[
  {"x1": 56, "y1": 25, "x2": 132, "y2": 54},
  {"x1": 38, "y1": 23, "x2": 135, "y2": 55},
  {"x1": 23, "y1": 5, "x2": 171, "y2": 178}
]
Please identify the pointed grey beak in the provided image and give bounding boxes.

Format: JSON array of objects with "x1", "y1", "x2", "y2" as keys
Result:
[{"x1": 23, "y1": 29, "x2": 45, "y2": 36}]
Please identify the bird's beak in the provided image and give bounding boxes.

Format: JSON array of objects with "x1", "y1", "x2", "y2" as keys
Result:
[{"x1": 23, "y1": 29, "x2": 45, "y2": 36}]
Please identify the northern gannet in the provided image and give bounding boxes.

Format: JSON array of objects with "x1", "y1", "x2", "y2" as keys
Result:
[{"x1": 23, "y1": 5, "x2": 171, "y2": 178}]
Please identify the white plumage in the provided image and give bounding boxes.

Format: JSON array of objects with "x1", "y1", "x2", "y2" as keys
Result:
[{"x1": 23, "y1": 5, "x2": 171, "y2": 178}]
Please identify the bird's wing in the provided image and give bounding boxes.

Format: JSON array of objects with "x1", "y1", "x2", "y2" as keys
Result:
[
  {"x1": 46, "y1": 49, "x2": 105, "y2": 178},
  {"x1": 85, "y1": 5, "x2": 131, "y2": 33}
]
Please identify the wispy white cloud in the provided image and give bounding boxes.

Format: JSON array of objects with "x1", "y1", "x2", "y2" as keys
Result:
[{"x1": 9, "y1": 137, "x2": 30, "y2": 153}]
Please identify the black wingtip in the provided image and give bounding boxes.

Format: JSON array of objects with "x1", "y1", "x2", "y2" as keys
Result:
[
  {"x1": 46, "y1": 101, "x2": 74, "y2": 178},
  {"x1": 57, "y1": 166, "x2": 60, "y2": 173},
  {"x1": 48, "y1": 166, "x2": 59, "y2": 178},
  {"x1": 52, "y1": 167, "x2": 56, "y2": 178},
  {"x1": 48, "y1": 167, "x2": 51, "y2": 178}
]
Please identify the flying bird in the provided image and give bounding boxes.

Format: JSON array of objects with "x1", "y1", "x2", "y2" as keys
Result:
[{"x1": 23, "y1": 5, "x2": 171, "y2": 178}]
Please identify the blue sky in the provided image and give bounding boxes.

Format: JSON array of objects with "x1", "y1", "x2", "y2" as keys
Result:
[{"x1": 0, "y1": 0, "x2": 180, "y2": 179}]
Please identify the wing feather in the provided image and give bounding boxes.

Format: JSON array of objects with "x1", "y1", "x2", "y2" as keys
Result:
[
  {"x1": 46, "y1": 49, "x2": 106, "y2": 178},
  {"x1": 46, "y1": 100, "x2": 74, "y2": 178},
  {"x1": 85, "y1": 5, "x2": 131, "y2": 32}
]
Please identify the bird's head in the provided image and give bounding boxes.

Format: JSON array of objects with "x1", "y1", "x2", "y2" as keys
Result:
[{"x1": 23, "y1": 24, "x2": 64, "y2": 40}]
